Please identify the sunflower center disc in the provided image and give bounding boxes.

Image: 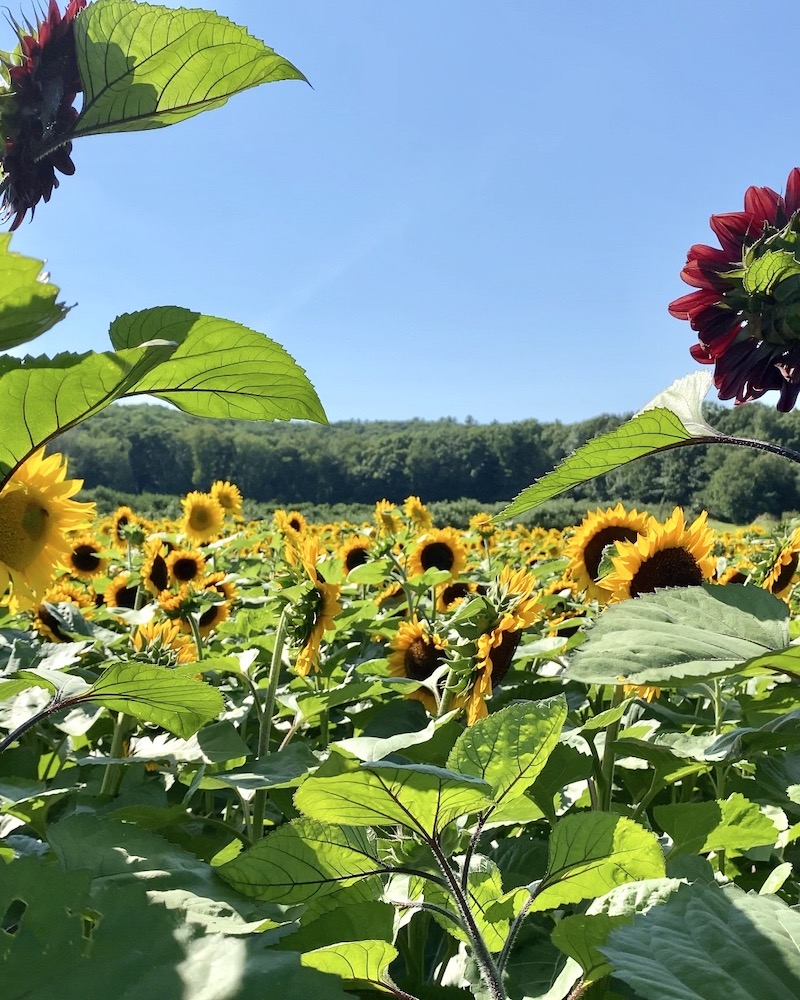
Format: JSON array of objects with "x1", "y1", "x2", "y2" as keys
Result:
[
  {"x1": 629, "y1": 547, "x2": 704, "y2": 597},
  {"x1": 0, "y1": 490, "x2": 49, "y2": 570},
  {"x1": 405, "y1": 637, "x2": 444, "y2": 681},
  {"x1": 420, "y1": 541, "x2": 455, "y2": 572}
]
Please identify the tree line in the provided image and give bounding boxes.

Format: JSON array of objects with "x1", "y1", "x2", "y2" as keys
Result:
[{"x1": 54, "y1": 401, "x2": 800, "y2": 525}]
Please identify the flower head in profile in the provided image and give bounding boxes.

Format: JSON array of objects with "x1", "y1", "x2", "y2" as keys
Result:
[
  {"x1": 1, "y1": 0, "x2": 87, "y2": 229},
  {"x1": 0, "y1": 448, "x2": 93, "y2": 612},
  {"x1": 762, "y1": 527, "x2": 800, "y2": 601},
  {"x1": 288, "y1": 537, "x2": 342, "y2": 676},
  {"x1": 669, "y1": 167, "x2": 800, "y2": 410},
  {"x1": 388, "y1": 616, "x2": 450, "y2": 715},
  {"x1": 603, "y1": 508, "x2": 716, "y2": 601}
]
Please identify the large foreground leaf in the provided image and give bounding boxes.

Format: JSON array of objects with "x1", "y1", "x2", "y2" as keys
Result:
[
  {"x1": 301, "y1": 941, "x2": 398, "y2": 993},
  {"x1": 498, "y1": 373, "x2": 717, "y2": 519},
  {"x1": 76, "y1": 664, "x2": 223, "y2": 739},
  {"x1": 601, "y1": 882, "x2": 800, "y2": 999},
  {"x1": 447, "y1": 696, "x2": 566, "y2": 805},
  {"x1": 0, "y1": 235, "x2": 68, "y2": 351},
  {"x1": 567, "y1": 585, "x2": 788, "y2": 688},
  {"x1": 0, "y1": 343, "x2": 174, "y2": 486},
  {"x1": 112, "y1": 307, "x2": 326, "y2": 422},
  {"x1": 294, "y1": 762, "x2": 493, "y2": 839},
  {"x1": 218, "y1": 820, "x2": 387, "y2": 904},
  {"x1": 73, "y1": 0, "x2": 306, "y2": 138}
]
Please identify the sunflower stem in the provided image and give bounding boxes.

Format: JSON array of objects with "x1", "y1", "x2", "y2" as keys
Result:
[
  {"x1": 599, "y1": 686, "x2": 625, "y2": 812},
  {"x1": 250, "y1": 606, "x2": 290, "y2": 841},
  {"x1": 100, "y1": 712, "x2": 134, "y2": 797},
  {"x1": 187, "y1": 613, "x2": 205, "y2": 662}
]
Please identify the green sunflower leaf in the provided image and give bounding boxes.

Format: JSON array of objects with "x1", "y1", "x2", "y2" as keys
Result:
[
  {"x1": 300, "y1": 940, "x2": 398, "y2": 993},
  {"x1": 218, "y1": 819, "x2": 387, "y2": 904},
  {"x1": 0, "y1": 234, "x2": 68, "y2": 351},
  {"x1": 110, "y1": 307, "x2": 326, "y2": 423},
  {"x1": 293, "y1": 762, "x2": 493, "y2": 838},
  {"x1": 72, "y1": 0, "x2": 306, "y2": 138},
  {"x1": 497, "y1": 373, "x2": 718, "y2": 519},
  {"x1": 0, "y1": 342, "x2": 175, "y2": 488},
  {"x1": 75, "y1": 664, "x2": 223, "y2": 739},
  {"x1": 446, "y1": 696, "x2": 567, "y2": 805},
  {"x1": 566, "y1": 584, "x2": 789, "y2": 689},
  {"x1": 600, "y1": 882, "x2": 800, "y2": 1000},
  {"x1": 488, "y1": 814, "x2": 665, "y2": 920},
  {"x1": 654, "y1": 793, "x2": 780, "y2": 858}
]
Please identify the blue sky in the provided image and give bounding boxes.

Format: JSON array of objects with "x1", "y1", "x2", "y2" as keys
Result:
[{"x1": 11, "y1": 1, "x2": 800, "y2": 424}]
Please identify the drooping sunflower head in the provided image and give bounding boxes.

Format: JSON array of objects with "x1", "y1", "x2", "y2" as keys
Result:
[
  {"x1": 210, "y1": 480, "x2": 243, "y2": 518},
  {"x1": 374, "y1": 500, "x2": 403, "y2": 536},
  {"x1": 668, "y1": 167, "x2": 800, "y2": 411},
  {"x1": 64, "y1": 532, "x2": 107, "y2": 581},
  {"x1": 469, "y1": 512, "x2": 496, "y2": 540},
  {"x1": 180, "y1": 492, "x2": 225, "y2": 545},
  {"x1": 762, "y1": 527, "x2": 800, "y2": 600},
  {"x1": 166, "y1": 547, "x2": 207, "y2": 585},
  {"x1": 564, "y1": 503, "x2": 653, "y2": 603},
  {"x1": 603, "y1": 508, "x2": 716, "y2": 601},
  {"x1": 388, "y1": 616, "x2": 449, "y2": 714},
  {"x1": 194, "y1": 572, "x2": 237, "y2": 637},
  {"x1": 407, "y1": 528, "x2": 467, "y2": 581},
  {"x1": 141, "y1": 539, "x2": 170, "y2": 597},
  {"x1": 467, "y1": 614, "x2": 522, "y2": 725},
  {"x1": 110, "y1": 506, "x2": 147, "y2": 549},
  {"x1": 0, "y1": 448, "x2": 94, "y2": 612},
  {"x1": 0, "y1": 0, "x2": 87, "y2": 229}
]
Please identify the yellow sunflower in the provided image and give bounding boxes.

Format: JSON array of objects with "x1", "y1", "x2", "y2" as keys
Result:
[
  {"x1": 103, "y1": 572, "x2": 139, "y2": 611},
  {"x1": 294, "y1": 538, "x2": 342, "y2": 677},
  {"x1": 275, "y1": 509, "x2": 307, "y2": 536},
  {"x1": 404, "y1": 496, "x2": 433, "y2": 531},
  {"x1": 180, "y1": 492, "x2": 225, "y2": 545},
  {"x1": 564, "y1": 503, "x2": 653, "y2": 603},
  {"x1": 763, "y1": 528, "x2": 800, "y2": 600},
  {"x1": 64, "y1": 532, "x2": 107, "y2": 581},
  {"x1": 407, "y1": 528, "x2": 467, "y2": 581},
  {"x1": 436, "y1": 580, "x2": 480, "y2": 612},
  {"x1": 340, "y1": 535, "x2": 372, "y2": 575},
  {"x1": 166, "y1": 547, "x2": 207, "y2": 585},
  {"x1": 0, "y1": 449, "x2": 94, "y2": 612},
  {"x1": 110, "y1": 505, "x2": 146, "y2": 549},
  {"x1": 603, "y1": 508, "x2": 716, "y2": 602},
  {"x1": 131, "y1": 619, "x2": 196, "y2": 665},
  {"x1": 210, "y1": 480, "x2": 243, "y2": 518},
  {"x1": 374, "y1": 500, "x2": 402, "y2": 536},
  {"x1": 33, "y1": 580, "x2": 93, "y2": 642},
  {"x1": 388, "y1": 616, "x2": 450, "y2": 714},
  {"x1": 469, "y1": 512, "x2": 495, "y2": 539}
]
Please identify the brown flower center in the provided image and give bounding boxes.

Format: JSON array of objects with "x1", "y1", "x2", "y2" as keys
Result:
[
  {"x1": 147, "y1": 555, "x2": 169, "y2": 592},
  {"x1": 487, "y1": 630, "x2": 521, "y2": 685},
  {"x1": 344, "y1": 546, "x2": 369, "y2": 572},
  {"x1": 71, "y1": 544, "x2": 101, "y2": 573},
  {"x1": 770, "y1": 553, "x2": 799, "y2": 594},
  {"x1": 583, "y1": 526, "x2": 640, "y2": 579},
  {"x1": 404, "y1": 636, "x2": 445, "y2": 681},
  {"x1": 629, "y1": 547, "x2": 704, "y2": 597},
  {"x1": 172, "y1": 557, "x2": 201, "y2": 582},
  {"x1": 420, "y1": 542, "x2": 455, "y2": 572}
]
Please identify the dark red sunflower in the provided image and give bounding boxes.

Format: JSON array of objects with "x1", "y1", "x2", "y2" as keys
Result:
[
  {"x1": 1, "y1": 0, "x2": 86, "y2": 229},
  {"x1": 669, "y1": 167, "x2": 800, "y2": 411}
]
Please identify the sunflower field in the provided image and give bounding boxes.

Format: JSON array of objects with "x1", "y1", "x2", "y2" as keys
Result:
[{"x1": 3, "y1": 3, "x2": 800, "y2": 1000}]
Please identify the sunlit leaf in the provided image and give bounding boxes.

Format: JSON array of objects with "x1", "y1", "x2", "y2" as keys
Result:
[
  {"x1": 601, "y1": 882, "x2": 800, "y2": 1000},
  {"x1": 566, "y1": 585, "x2": 788, "y2": 688},
  {"x1": 0, "y1": 342, "x2": 175, "y2": 486},
  {"x1": 423, "y1": 858, "x2": 510, "y2": 953},
  {"x1": 498, "y1": 373, "x2": 717, "y2": 519},
  {"x1": 447, "y1": 697, "x2": 566, "y2": 806},
  {"x1": 218, "y1": 819, "x2": 387, "y2": 904},
  {"x1": 72, "y1": 0, "x2": 306, "y2": 138},
  {"x1": 301, "y1": 940, "x2": 398, "y2": 993},
  {"x1": 76, "y1": 664, "x2": 223, "y2": 739},
  {"x1": 294, "y1": 762, "x2": 493, "y2": 838},
  {"x1": 654, "y1": 793, "x2": 780, "y2": 858},
  {"x1": 111, "y1": 307, "x2": 326, "y2": 422},
  {"x1": 0, "y1": 234, "x2": 68, "y2": 351}
]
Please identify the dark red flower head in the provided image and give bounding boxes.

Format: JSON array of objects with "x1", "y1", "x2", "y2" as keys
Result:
[
  {"x1": 0, "y1": 0, "x2": 86, "y2": 229},
  {"x1": 669, "y1": 167, "x2": 800, "y2": 411}
]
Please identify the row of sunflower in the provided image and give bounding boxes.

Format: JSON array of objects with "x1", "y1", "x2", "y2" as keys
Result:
[{"x1": 2, "y1": 448, "x2": 799, "y2": 744}]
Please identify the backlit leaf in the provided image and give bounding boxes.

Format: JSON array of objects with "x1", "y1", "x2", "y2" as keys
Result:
[
  {"x1": 73, "y1": 0, "x2": 306, "y2": 137},
  {"x1": 447, "y1": 696, "x2": 566, "y2": 804},
  {"x1": 301, "y1": 940, "x2": 398, "y2": 992},
  {"x1": 77, "y1": 664, "x2": 223, "y2": 739},
  {"x1": 654, "y1": 793, "x2": 779, "y2": 857},
  {"x1": 111, "y1": 307, "x2": 326, "y2": 423},
  {"x1": 218, "y1": 819, "x2": 387, "y2": 904},
  {"x1": 294, "y1": 762, "x2": 493, "y2": 838},
  {"x1": 498, "y1": 373, "x2": 717, "y2": 519},
  {"x1": 0, "y1": 234, "x2": 68, "y2": 351},
  {"x1": 0, "y1": 342, "x2": 175, "y2": 487}
]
